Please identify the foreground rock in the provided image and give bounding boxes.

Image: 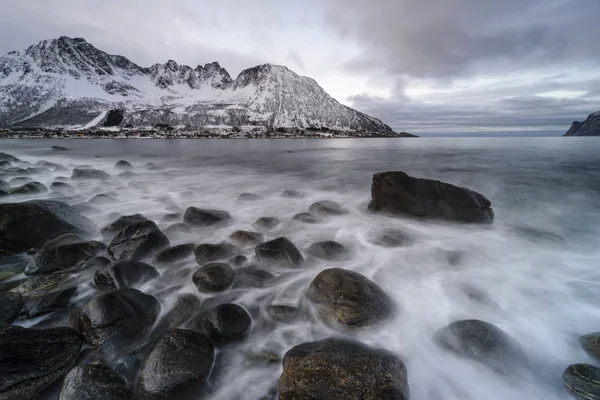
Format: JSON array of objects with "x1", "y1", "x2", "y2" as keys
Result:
[
  {"x1": 71, "y1": 288, "x2": 161, "y2": 360},
  {"x1": 194, "y1": 243, "x2": 238, "y2": 265},
  {"x1": 434, "y1": 319, "x2": 527, "y2": 373},
  {"x1": 101, "y1": 213, "x2": 148, "y2": 238},
  {"x1": 0, "y1": 326, "x2": 82, "y2": 400},
  {"x1": 24, "y1": 287, "x2": 78, "y2": 318},
  {"x1": 193, "y1": 263, "x2": 234, "y2": 293},
  {"x1": 308, "y1": 200, "x2": 349, "y2": 216},
  {"x1": 59, "y1": 365, "x2": 133, "y2": 400},
  {"x1": 153, "y1": 243, "x2": 195, "y2": 267},
  {"x1": 94, "y1": 261, "x2": 160, "y2": 290},
  {"x1": 580, "y1": 332, "x2": 600, "y2": 362},
  {"x1": 202, "y1": 303, "x2": 252, "y2": 344},
  {"x1": 306, "y1": 241, "x2": 349, "y2": 261},
  {"x1": 255, "y1": 237, "x2": 305, "y2": 268},
  {"x1": 0, "y1": 200, "x2": 95, "y2": 257},
  {"x1": 278, "y1": 337, "x2": 408, "y2": 400},
  {"x1": 368, "y1": 171, "x2": 494, "y2": 223},
  {"x1": 137, "y1": 329, "x2": 215, "y2": 399},
  {"x1": 71, "y1": 168, "x2": 111, "y2": 180},
  {"x1": 563, "y1": 363, "x2": 600, "y2": 400},
  {"x1": 228, "y1": 230, "x2": 264, "y2": 247},
  {"x1": 184, "y1": 207, "x2": 232, "y2": 227},
  {"x1": 0, "y1": 292, "x2": 23, "y2": 324},
  {"x1": 25, "y1": 238, "x2": 105, "y2": 275},
  {"x1": 8, "y1": 181, "x2": 47, "y2": 195},
  {"x1": 108, "y1": 220, "x2": 170, "y2": 261},
  {"x1": 307, "y1": 268, "x2": 395, "y2": 329}
]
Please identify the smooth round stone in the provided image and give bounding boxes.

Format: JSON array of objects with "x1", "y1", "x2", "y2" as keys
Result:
[
  {"x1": 228, "y1": 230, "x2": 264, "y2": 247},
  {"x1": 252, "y1": 217, "x2": 281, "y2": 231},
  {"x1": 292, "y1": 212, "x2": 321, "y2": 224},
  {"x1": 193, "y1": 263, "x2": 234, "y2": 293},
  {"x1": 202, "y1": 303, "x2": 252, "y2": 345},
  {"x1": 238, "y1": 193, "x2": 263, "y2": 201},
  {"x1": 281, "y1": 190, "x2": 304, "y2": 199},
  {"x1": 114, "y1": 160, "x2": 133, "y2": 170},
  {"x1": 308, "y1": 200, "x2": 349, "y2": 216},
  {"x1": 306, "y1": 241, "x2": 349, "y2": 261},
  {"x1": 563, "y1": 363, "x2": 600, "y2": 400}
]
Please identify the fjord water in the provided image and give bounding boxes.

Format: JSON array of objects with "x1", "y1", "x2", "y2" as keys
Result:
[{"x1": 3, "y1": 137, "x2": 600, "y2": 399}]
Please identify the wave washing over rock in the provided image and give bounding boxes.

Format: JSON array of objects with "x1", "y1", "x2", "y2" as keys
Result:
[{"x1": 1, "y1": 138, "x2": 600, "y2": 399}]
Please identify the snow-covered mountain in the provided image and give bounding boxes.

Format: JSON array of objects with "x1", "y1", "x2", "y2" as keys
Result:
[
  {"x1": 564, "y1": 111, "x2": 600, "y2": 136},
  {"x1": 0, "y1": 36, "x2": 396, "y2": 135}
]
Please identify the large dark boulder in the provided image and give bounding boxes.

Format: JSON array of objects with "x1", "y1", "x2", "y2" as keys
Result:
[
  {"x1": 255, "y1": 237, "x2": 304, "y2": 268},
  {"x1": 101, "y1": 214, "x2": 148, "y2": 238},
  {"x1": 202, "y1": 303, "x2": 252, "y2": 345},
  {"x1": 306, "y1": 241, "x2": 350, "y2": 261},
  {"x1": 94, "y1": 261, "x2": 160, "y2": 290},
  {"x1": 71, "y1": 168, "x2": 111, "y2": 180},
  {"x1": 153, "y1": 243, "x2": 195, "y2": 267},
  {"x1": 0, "y1": 325, "x2": 82, "y2": 400},
  {"x1": 0, "y1": 293, "x2": 23, "y2": 324},
  {"x1": 434, "y1": 319, "x2": 527, "y2": 373},
  {"x1": 8, "y1": 181, "x2": 47, "y2": 195},
  {"x1": 563, "y1": 363, "x2": 600, "y2": 400},
  {"x1": 25, "y1": 239, "x2": 105, "y2": 275},
  {"x1": 183, "y1": 207, "x2": 232, "y2": 227},
  {"x1": 108, "y1": 220, "x2": 170, "y2": 261},
  {"x1": 193, "y1": 263, "x2": 234, "y2": 293},
  {"x1": 368, "y1": 171, "x2": 494, "y2": 223},
  {"x1": 278, "y1": 337, "x2": 408, "y2": 400},
  {"x1": 307, "y1": 268, "x2": 395, "y2": 329},
  {"x1": 194, "y1": 243, "x2": 238, "y2": 265},
  {"x1": 0, "y1": 200, "x2": 95, "y2": 257},
  {"x1": 70, "y1": 288, "x2": 161, "y2": 360},
  {"x1": 137, "y1": 329, "x2": 215, "y2": 399},
  {"x1": 59, "y1": 365, "x2": 133, "y2": 400}
]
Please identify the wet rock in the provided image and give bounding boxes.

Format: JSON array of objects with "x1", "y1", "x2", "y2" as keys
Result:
[
  {"x1": 373, "y1": 229, "x2": 414, "y2": 247},
  {"x1": 153, "y1": 243, "x2": 195, "y2": 267},
  {"x1": 52, "y1": 146, "x2": 69, "y2": 151},
  {"x1": 0, "y1": 152, "x2": 19, "y2": 161},
  {"x1": 0, "y1": 292, "x2": 23, "y2": 324},
  {"x1": 158, "y1": 294, "x2": 202, "y2": 330},
  {"x1": 50, "y1": 181, "x2": 74, "y2": 191},
  {"x1": 446, "y1": 250, "x2": 463, "y2": 266},
  {"x1": 71, "y1": 288, "x2": 161, "y2": 360},
  {"x1": 202, "y1": 303, "x2": 251, "y2": 345},
  {"x1": 0, "y1": 200, "x2": 95, "y2": 257},
  {"x1": 228, "y1": 230, "x2": 264, "y2": 247},
  {"x1": 580, "y1": 333, "x2": 600, "y2": 362},
  {"x1": 252, "y1": 216, "x2": 281, "y2": 231},
  {"x1": 94, "y1": 261, "x2": 160, "y2": 290},
  {"x1": 0, "y1": 179, "x2": 8, "y2": 192},
  {"x1": 101, "y1": 213, "x2": 148, "y2": 238},
  {"x1": 267, "y1": 305, "x2": 302, "y2": 324},
  {"x1": 26, "y1": 166, "x2": 51, "y2": 175},
  {"x1": 108, "y1": 220, "x2": 170, "y2": 261},
  {"x1": 160, "y1": 213, "x2": 181, "y2": 223},
  {"x1": 89, "y1": 194, "x2": 117, "y2": 205},
  {"x1": 7, "y1": 176, "x2": 32, "y2": 185},
  {"x1": 194, "y1": 243, "x2": 238, "y2": 265},
  {"x1": 11, "y1": 272, "x2": 72, "y2": 297},
  {"x1": 281, "y1": 189, "x2": 304, "y2": 199},
  {"x1": 0, "y1": 160, "x2": 11, "y2": 168},
  {"x1": 513, "y1": 225, "x2": 567, "y2": 244},
  {"x1": 229, "y1": 255, "x2": 248, "y2": 267},
  {"x1": 146, "y1": 162, "x2": 164, "y2": 171},
  {"x1": 183, "y1": 207, "x2": 232, "y2": 227},
  {"x1": 255, "y1": 237, "x2": 304, "y2": 268},
  {"x1": 72, "y1": 203, "x2": 98, "y2": 215},
  {"x1": 563, "y1": 363, "x2": 600, "y2": 400},
  {"x1": 434, "y1": 319, "x2": 527, "y2": 373},
  {"x1": 8, "y1": 181, "x2": 48, "y2": 195},
  {"x1": 307, "y1": 268, "x2": 395, "y2": 329},
  {"x1": 193, "y1": 263, "x2": 234, "y2": 293},
  {"x1": 25, "y1": 239, "x2": 105, "y2": 275},
  {"x1": 0, "y1": 189, "x2": 8, "y2": 197},
  {"x1": 368, "y1": 171, "x2": 494, "y2": 223},
  {"x1": 24, "y1": 287, "x2": 77, "y2": 318},
  {"x1": 115, "y1": 160, "x2": 133, "y2": 170},
  {"x1": 0, "y1": 325, "x2": 82, "y2": 400},
  {"x1": 118, "y1": 170, "x2": 136, "y2": 178},
  {"x1": 163, "y1": 222, "x2": 190, "y2": 237},
  {"x1": 292, "y1": 212, "x2": 322, "y2": 224},
  {"x1": 233, "y1": 266, "x2": 275, "y2": 288},
  {"x1": 278, "y1": 337, "x2": 409, "y2": 400},
  {"x1": 137, "y1": 329, "x2": 215, "y2": 399},
  {"x1": 238, "y1": 193, "x2": 263, "y2": 201},
  {"x1": 78, "y1": 256, "x2": 111, "y2": 270},
  {"x1": 59, "y1": 365, "x2": 133, "y2": 400},
  {"x1": 306, "y1": 241, "x2": 349, "y2": 261},
  {"x1": 308, "y1": 200, "x2": 349, "y2": 216},
  {"x1": 3, "y1": 167, "x2": 30, "y2": 176},
  {"x1": 71, "y1": 168, "x2": 111, "y2": 180}
]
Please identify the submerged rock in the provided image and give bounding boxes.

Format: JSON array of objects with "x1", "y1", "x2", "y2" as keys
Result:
[
  {"x1": 228, "y1": 230, "x2": 264, "y2": 247},
  {"x1": 193, "y1": 263, "x2": 234, "y2": 293},
  {"x1": 292, "y1": 212, "x2": 321, "y2": 224},
  {"x1": 52, "y1": 146, "x2": 69, "y2": 151},
  {"x1": 163, "y1": 223, "x2": 191, "y2": 237},
  {"x1": 579, "y1": 332, "x2": 600, "y2": 362},
  {"x1": 0, "y1": 326, "x2": 82, "y2": 400},
  {"x1": 108, "y1": 220, "x2": 170, "y2": 261},
  {"x1": 101, "y1": 213, "x2": 148, "y2": 238},
  {"x1": 238, "y1": 193, "x2": 263, "y2": 201},
  {"x1": 233, "y1": 266, "x2": 275, "y2": 288},
  {"x1": 50, "y1": 181, "x2": 74, "y2": 191},
  {"x1": 267, "y1": 305, "x2": 302, "y2": 324},
  {"x1": 252, "y1": 216, "x2": 281, "y2": 231},
  {"x1": 59, "y1": 365, "x2": 133, "y2": 400},
  {"x1": 278, "y1": 337, "x2": 408, "y2": 400},
  {"x1": 308, "y1": 200, "x2": 349, "y2": 216},
  {"x1": 563, "y1": 363, "x2": 600, "y2": 400},
  {"x1": 255, "y1": 237, "x2": 305, "y2": 268},
  {"x1": 0, "y1": 152, "x2": 19, "y2": 161},
  {"x1": 281, "y1": 189, "x2": 304, "y2": 199},
  {"x1": 0, "y1": 292, "x2": 23, "y2": 324},
  {"x1": 94, "y1": 261, "x2": 160, "y2": 290},
  {"x1": 115, "y1": 160, "x2": 133, "y2": 170},
  {"x1": 229, "y1": 255, "x2": 248, "y2": 267},
  {"x1": 194, "y1": 243, "x2": 238, "y2": 265},
  {"x1": 0, "y1": 179, "x2": 9, "y2": 192},
  {"x1": 24, "y1": 287, "x2": 77, "y2": 318},
  {"x1": 306, "y1": 241, "x2": 349, "y2": 261},
  {"x1": 373, "y1": 229, "x2": 414, "y2": 248},
  {"x1": 183, "y1": 207, "x2": 232, "y2": 227},
  {"x1": 368, "y1": 171, "x2": 494, "y2": 223},
  {"x1": 153, "y1": 243, "x2": 195, "y2": 267},
  {"x1": 202, "y1": 303, "x2": 252, "y2": 345},
  {"x1": 71, "y1": 168, "x2": 111, "y2": 180},
  {"x1": 25, "y1": 239, "x2": 105, "y2": 275},
  {"x1": 137, "y1": 329, "x2": 215, "y2": 399},
  {"x1": 8, "y1": 181, "x2": 47, "y2": 195},
  {"x1": 307, "y1": 268, "x2": 395, "y2": 329}
]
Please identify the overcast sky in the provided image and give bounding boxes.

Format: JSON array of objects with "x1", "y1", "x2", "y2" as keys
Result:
[{"x1": 1, "y1": 0, "x2": 599, "y2": 135}]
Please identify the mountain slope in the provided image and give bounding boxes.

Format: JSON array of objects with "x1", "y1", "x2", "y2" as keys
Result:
[
  {"x1": 0, "y1": 37, "x2": 396, "y2": 135},
  {"x1": 564, "y1": 111, "x2": 600, "y2": 136}
]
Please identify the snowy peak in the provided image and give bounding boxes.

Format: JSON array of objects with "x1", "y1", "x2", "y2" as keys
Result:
[{"x1": 149, "y1": 60, "x2": 232, "y2": 89}]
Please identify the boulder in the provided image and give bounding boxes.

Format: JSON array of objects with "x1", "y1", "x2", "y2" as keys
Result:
[
  {"x1": 94, "y1": 261, "x2": 160, "y2": 290},
  {"x1": 89, "y1": 194, "x2": 117, "y2": 205},
  {"x1": 228, "y1": 230, "x2": 264, "y2": 247},
  {"x1": 563, "y1": 364, "x2": 600, "y2": 400},
  {"x1": 238, "y1": 193, "x2": 263, "y2": 201},
  {"x1": 281, "y1": 190, "x2": 304, "y2": 199},
  {"x1": 308, "y1": 200, "x2": 349, "y2": 216},
  {"x1": 267, "y1": 305, "x2": 302, "y2": 324},
  {"x1": 307, "y1": 268, "x2": 395, "y2": 329},
  {"x1": 434, "y1": 319, "x2": 527, "y2": 373},
  {"x1": 292, "y1": 212, "x2": 321, "y2": 224},
  {"x1": 101, "y1": 213, "x2": 148, "y2": 238},
  {"x1": 580, "y1": 332, "x2": 600, "y2": 362},
  {"x1": 71, "y1": 168, "x2": 111, "y2": 180},
  {"x1": 71, "y1": 288, "x2": 161, "y2": 360},
  {"x1": 50, "y1": 181, "x2": 74, "y2": 191},
  {"x1": 233, "y1": 266, "x2": 275, "y2": 289},
  {"x1": 0, "y1": 326, "x2": 82, "y2": 400},
  {"x1": 0, "y1": 152, "x2": 19, "y2": 161},
  {"x1": 255, "y1": 237, "x2": 304, "y2": 268},
  {"x1": 108, "y1": 220, "x2": 170, "y2": 261},
  {"x1": 157, "y1": 294, "x2": 202, "y2": 331},
  {"x1": 3, "y1": 167, "x2": 29, "y2": 176},
  {"x1": 202, "y1": 303, "x2": 251, "y2": 345},
  {"x1": 8, "y1": 177, "x2": 32, "y2": 185},
  {"x1": 153, "y1": 243, "x2": 195, "y2": 267},
  {"x1": 8, "y1": 181, "x2": 47, "y2": 195},
  {"x1": 163, "y1": 223, "x2": 191, "y2": 237},
  {"x1": 78, "y1": 256, "x2": 111, "y2": 270},
  {"x1": 0, "y1": 200, "x2": 95, "y2": 257},
  {"x1": 194, "y1": 243, "x2": 238, "y2": 265},
  {"x1": 0, "y1": 179, "x2": 9, "y2": 192},
  {"x1": 137, "y1": 329, "x2": 215, "y2": 399},
  {"x1": 183, "y1": 207, "x2": 232, "y2": 227},
  {"x1": 11, "y1": 272, "x2": 72, "y2": 297},
  {"x1": 160, "y1": 213, "x2": 181, "y2": 223},
  {"x1": 59, "y1": 365, "x2": 133, "y2": 400},
  {"x1": 118, "y1": 170, "x2": 136, "y2": 178},
  {"x1": 229, "y1": 255, "x2": 248, "y2": 267},
  {"x1": 373, "y1": 229, "x2": 414, "y2": 248},
  {"x1": 26, "y1": 167, "x2": 51, "y2": 175},
  {"x1": 114, "y1": 160, "x2": 133, "y2": 170},
  {"x1": 368, "y1": 171, "x2": 494, "y2": 223},
  {"x1": 25, "y1": 239, "x2": 105, "y2": 275},
  {"x1": 24, "y1": 287, "x2": 77, "y2": 318},
  {"x1": 306, "y1": 241, "x2": 349, "y2": 261},
  {"x1": 0, "y1": 292, "x2": 23, "y2": 324},
  {"x1": 193, "y1": 263, "x2": 234, "y2": 293},
  {"x1": 278, "y1": 337, "x2": 408, "y2": 400},
  {"x1": 252, "y1": 216, "x2": 281, "y2": 231}
]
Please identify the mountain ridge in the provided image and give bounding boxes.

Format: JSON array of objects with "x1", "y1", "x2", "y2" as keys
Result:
[
  {"x1": 0, "y1": 36, "x2": 409, "y2": 137},
  {"x1": 564, "y1": 111, "x2": 600, "y2": 136}
]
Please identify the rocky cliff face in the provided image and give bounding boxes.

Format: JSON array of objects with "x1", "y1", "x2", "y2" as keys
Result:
[
  {"x1": 0, "y1": 36, "x2": 397, "y2": 135},
  {"x1": 564, "y1": 111, "x2": 600, "y2": 136}
]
